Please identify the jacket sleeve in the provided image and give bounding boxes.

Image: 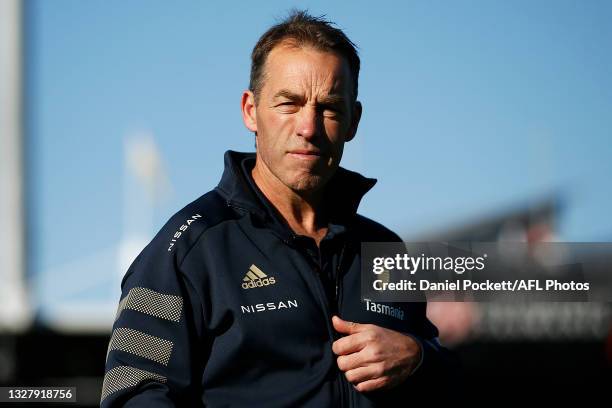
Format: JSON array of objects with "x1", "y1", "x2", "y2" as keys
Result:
[
  {"x1": 387, "y1": 233, "x2": 462, "y2": 399},
  {"x1": 407, "y1": 315, "x2": 460, "y2": 377},
  {"x1": 101, "y1": 237, "x2": 206, "y2": 407},
  {"x1": 399, "y1": 317, "x2": 463, "y2": 402}
]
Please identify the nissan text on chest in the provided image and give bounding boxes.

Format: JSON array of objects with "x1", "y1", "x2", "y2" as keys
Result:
[{"x1": 102, "y1": 9, "x2": 457, "y2": 407}]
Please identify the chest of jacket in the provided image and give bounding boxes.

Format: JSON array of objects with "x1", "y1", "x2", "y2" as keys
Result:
[{"x1": 180, "y1": 216, "x2": 425, "y2": 405}]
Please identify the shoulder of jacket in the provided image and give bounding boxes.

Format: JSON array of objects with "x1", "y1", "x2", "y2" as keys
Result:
[
  {"x1": 352, "y1": 213, "x2": 403, "y2": 242},
  {"x1": 161, "y1": 189, "x2": 237, "y2": 257},
  {"x1": 128, "y1": 189, "x2": 236, "y2": 269}
]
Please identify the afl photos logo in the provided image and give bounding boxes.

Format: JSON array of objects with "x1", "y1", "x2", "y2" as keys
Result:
[{"x1": 242, "y1": 264, "x2": 276, "y2": 289}]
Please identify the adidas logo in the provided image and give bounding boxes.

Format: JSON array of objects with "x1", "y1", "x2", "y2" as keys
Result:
[{"x1": 242, "y1": 264, "x2": 276, "y2": 290}]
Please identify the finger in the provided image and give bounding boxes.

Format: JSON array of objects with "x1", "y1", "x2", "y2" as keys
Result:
[
  {"x1": 332, "y1": 332, "x2": 367, "y2": 355},
  {"x1": 332, "y1": 316, "x2": 366, "y2": 335},
  {"x1": 336, "y1": 352, "x2": 364, "y2": 372},
  {"x1": 354, "y1": 377, "x2": 390, "y2": 393},
  {"x1": 344, "y1": 365, "x2": 383, "y2": 384}
]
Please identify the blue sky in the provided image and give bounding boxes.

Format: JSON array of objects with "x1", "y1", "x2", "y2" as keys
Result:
[{"x1": 25, "y1": 0, "x2": 612, "y2": 324}]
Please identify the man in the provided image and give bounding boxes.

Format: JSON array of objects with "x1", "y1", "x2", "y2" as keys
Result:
[{"x1": 102, "y1": 10, "x2": 455, "y2": 407}]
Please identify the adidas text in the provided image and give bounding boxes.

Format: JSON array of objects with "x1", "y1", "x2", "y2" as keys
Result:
[{"x1": 242, "y1": 277, "x2": 276, "y2": 289}]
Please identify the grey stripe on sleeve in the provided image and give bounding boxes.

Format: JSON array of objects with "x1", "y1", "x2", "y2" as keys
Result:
[
  {"x1": 100, "y1": 365, "x2": 166, "y2": 403},
  {"x1": 115, "y1": 287, "x2": 183, "y2": 322},
  {"x1": 107, "y1": 327, "x2": 174, "y2": 366}
]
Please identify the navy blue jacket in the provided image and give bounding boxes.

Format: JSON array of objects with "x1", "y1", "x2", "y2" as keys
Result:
[{"x1": 101, "y1": 151, "x2": 456, "y2": 407}]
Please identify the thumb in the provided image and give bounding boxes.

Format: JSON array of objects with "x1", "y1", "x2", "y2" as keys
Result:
[{"x1": 332, "y1": 315, "x2": 363, "y2": 334}]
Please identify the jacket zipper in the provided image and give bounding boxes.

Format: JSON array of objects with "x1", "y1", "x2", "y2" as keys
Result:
[
  {"x1": 335, "y1": 243, "x2": 351, "y2": 408},
  {"x1": 318, "y1": 244, "x2": 347, "y2": 408},
  {"x1": 294, "y1": 239, "x2": 348, "y2": 408}
]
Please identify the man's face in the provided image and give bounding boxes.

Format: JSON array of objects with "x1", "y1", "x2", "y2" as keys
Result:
[{"x1": 242, "y1": 42, "x2": 361, "y2": 195}]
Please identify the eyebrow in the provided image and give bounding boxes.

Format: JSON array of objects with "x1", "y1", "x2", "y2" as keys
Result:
[{"x1": 272, "y1": 89, "x2": 347, "y2": 105}]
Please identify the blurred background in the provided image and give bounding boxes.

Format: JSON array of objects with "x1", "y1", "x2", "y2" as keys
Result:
[{"x1": 1, "y1": 0, "x2": 610, "y2": 405}]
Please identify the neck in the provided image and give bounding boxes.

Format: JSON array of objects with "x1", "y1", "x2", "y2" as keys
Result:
[{"x1": 251, "y1": 159, "x2": 328, "y2": 245}]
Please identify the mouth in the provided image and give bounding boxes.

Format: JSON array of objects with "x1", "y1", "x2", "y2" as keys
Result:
[
  {"x1": 287, "y1": 149, "x2": 322, "y2": 159},
  {"x1": 288, "y1": 149, "x2": 321, "y2": 157}
]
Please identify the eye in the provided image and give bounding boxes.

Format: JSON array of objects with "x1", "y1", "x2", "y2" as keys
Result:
[
  {"x1": 276, "y1": 101, "x2": 299, "y2": 113},
  {"x1": 323, "y1": 109, "x2": 337, "y2": 117},
  {"x1": 321, "y1": 105, "x2": 343, "y2": 118}
]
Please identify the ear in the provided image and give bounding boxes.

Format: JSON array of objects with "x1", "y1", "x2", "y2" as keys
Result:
[
  {"x1": 345, "y1": 101, "x2": 362, "y2": 142},
  {"x1": 241, "y1": 90, "x2": 258, "y2": 133}
]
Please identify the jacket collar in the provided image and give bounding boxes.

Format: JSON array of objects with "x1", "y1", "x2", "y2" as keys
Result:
[{"x1": 215, "y1": 150, "x2": 377, "y2": 226}]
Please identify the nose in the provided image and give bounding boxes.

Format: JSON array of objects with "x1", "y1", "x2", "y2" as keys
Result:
[{"x1": 295, "y1": 106, "x2": 321, "y2": 141}]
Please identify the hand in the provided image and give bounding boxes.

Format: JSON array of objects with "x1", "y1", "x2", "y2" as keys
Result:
[{"x1": 331, "y1": 315, "x2": 422, "y2": 393}]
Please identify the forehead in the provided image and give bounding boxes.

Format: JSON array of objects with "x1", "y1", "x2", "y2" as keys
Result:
[{"x1": 262, "y1": 43, "x2": 352, "y2": 96}]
